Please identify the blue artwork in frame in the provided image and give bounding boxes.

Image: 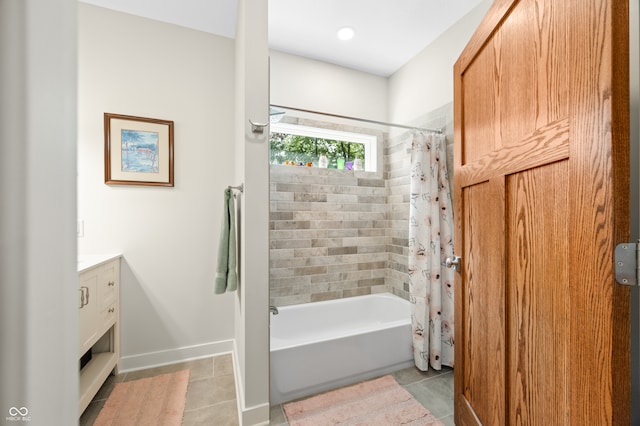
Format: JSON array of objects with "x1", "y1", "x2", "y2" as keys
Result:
[
  {"x1": 121, "y1": 129, "x2": 159, "y2": 173},
  {"x1": 104, "y1": 113, "x2": 174, "y2": 187}
]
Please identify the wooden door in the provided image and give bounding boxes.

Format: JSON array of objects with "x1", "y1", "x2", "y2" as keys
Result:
[{"x1": 453, "y1": 0, "x2": 630, "y2": 424}]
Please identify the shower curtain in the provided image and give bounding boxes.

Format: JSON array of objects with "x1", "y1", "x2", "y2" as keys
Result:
[{"x1": 408, "y1": 131, "x2": 454, "y2": 371}]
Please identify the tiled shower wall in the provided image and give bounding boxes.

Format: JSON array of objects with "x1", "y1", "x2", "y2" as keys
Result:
[
  {"x1": 269, "y1": 103, "x2": 454, "y2": 307},
  {"x1": 385, "y1": 103, "x2": 455, "y2": 300}
]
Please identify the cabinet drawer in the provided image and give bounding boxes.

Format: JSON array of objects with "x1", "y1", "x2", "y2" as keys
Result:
[
  {"x1": 99, "y1": 262, "x2": 118, "y2": 310},
  {"x1": 100, "y1": 303, "x2": 118, "y2": 331}
]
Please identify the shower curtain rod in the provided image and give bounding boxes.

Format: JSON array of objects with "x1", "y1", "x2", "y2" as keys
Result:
[{"x1": 270, "y1": 104, "x2": 442, "y2": 134}]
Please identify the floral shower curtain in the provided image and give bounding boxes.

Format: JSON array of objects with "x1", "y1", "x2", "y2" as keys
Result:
[{"x1": 408, "y1": 131, "x2": 455, "y2": 371}]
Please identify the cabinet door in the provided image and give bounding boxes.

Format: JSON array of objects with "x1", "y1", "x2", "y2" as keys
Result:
[
  {"x1": 98, "y1": 260, "x2": 119, "y2": 332},
  {"x1": 79, "y1": 269, "x2": 98, "y2": 355}
]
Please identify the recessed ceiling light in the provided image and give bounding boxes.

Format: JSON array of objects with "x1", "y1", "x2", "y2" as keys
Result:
[{"x1": 337, "y1": 27, "x2": 355, "y2": 41}]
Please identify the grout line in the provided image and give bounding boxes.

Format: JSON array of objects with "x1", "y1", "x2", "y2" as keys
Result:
[{"x1": 182, "y1": 398, "x2": 238, "y2": 414}]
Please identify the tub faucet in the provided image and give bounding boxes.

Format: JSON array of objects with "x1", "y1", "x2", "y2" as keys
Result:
[{"x1": 269, "y1": 305, "x2": 279, "y2": 315}]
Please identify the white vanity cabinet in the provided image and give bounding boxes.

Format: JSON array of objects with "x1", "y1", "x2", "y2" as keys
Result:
[{"x1": 78, "y1": 254, "x2": 121, "y2": 416}]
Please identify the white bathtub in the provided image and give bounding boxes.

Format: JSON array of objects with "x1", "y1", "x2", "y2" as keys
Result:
[{"x1": 269, "y1": 292, "x2": 414, "y2": 405}]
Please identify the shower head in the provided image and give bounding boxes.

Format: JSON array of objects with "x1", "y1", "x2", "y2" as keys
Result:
[{"x1": 270, "y1": 107, "x2": 286, "y2": 123}]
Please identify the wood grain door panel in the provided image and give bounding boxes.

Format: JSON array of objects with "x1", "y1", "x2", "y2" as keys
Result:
[{"x1": 454, "y1": 0, "x2": 630, "y2": 424}]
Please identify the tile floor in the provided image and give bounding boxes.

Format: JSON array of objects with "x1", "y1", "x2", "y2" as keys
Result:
[
  {"x1": 80, "y1": 354, "x2": 238, "y2": 426},
  {"x1": 80, "y1": 354, "x2": 454, "y2": 425}
]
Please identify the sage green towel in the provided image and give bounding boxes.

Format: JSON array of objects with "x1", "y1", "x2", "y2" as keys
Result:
[{"x1": 214, "y1": 188, "x2": 237, "y2": 294}]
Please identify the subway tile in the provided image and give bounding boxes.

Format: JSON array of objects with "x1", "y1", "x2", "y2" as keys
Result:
[
  {"x1": 389, "y1": 251, "x2": 408, "y2": 264},
  {"x1": 371, "y1": 269, "x2": 387, "y2": 279},
  {"x1": 270, "y1": 276, "x2": 310, "y2": 288},
  {"x1": 293, "y1": 210, "x2": 328, "y2": 221},
  {"x1": 310, "y1": 272, "x2": 342, "y2": 283},
  {"x1": 311, "y1": 238, "x2": 343, "y2": 248},
  {"x1": 271, "y1": 229, "x2": 328, "y2": 240},
  {"x1": 270, "y1": 192, "x2": 294, "y2": 201},
  {"x1": 310, "y1": 220, "x2": 345, "y2": 230},
  {"x1": 358, "y1": 195, "x2": 387, "y2": 204},
  {"x1": 357, "y1": 178, "x2": 385, "y2": 187},
  {"x1": 327, "y1": 176, "x2": 358, "y2": 186},
  {"x1": 274, "y1": 220, "x2": 311, "y2": 230},
  {"x1": 358, "y1": 261, "x2": 386, "y2": 270},
  {"x1": 305, "y1": 255, "x2": 346, "y2": 266},
  {"x1": 341, "y1": 220, "x2": 371, "y2": 228},
  {"x1": 388, "y1": 261, "x2": 409, "y2": 274},
  {"x1": 355, "y1": 236, "x2": 388, "y2": 246},
  {"x1": 270, "y1": 212, "x2": 294, "y2": 221},
  {"x1": 358, "y1": 278, "x2": 385, "y2": 287},
  {"x1": 274, "y1": 240, "x2": 310, "y2": 249},
  {"x1": 389, "y1": 211, "x2": 410, "y2": 221},
  {"x1": 328, "y1": 229, "x2": 358, "y2": 238},
  {"x1": 329, "y1": 281, "x2": 360, "y2": 292},
  {"x1": 270, "y1": 286, "x2": 296, "y2": 297},
  {"x1": 272, "y1": 294, "x2": 312, "y2": 307},
  {"x1": 269, "y1": 267, "x2": 295, "y2": 279},
  {"x1": 294, "y1": 193, "x2": 327, "y2": 202},
  {"x1": 326, "y1": 193, "x2": 359, "y2": 203},
  {"x1": 343, "y1": 287, "x2": 372, "y2": 298},
  {"x1": 294, "y1": 266, "x2": 328, "y2": 276},
  {"x1": 327, "y1": 246, "x2": 358, "y2": 256},
  {"x1": 358, "y1": 245, "x2": 388, "y2": 254},
  {"x1": 392, "y1": 237, "x2": 409, "y2": 246},
  {"x1": 310, "y1": 291, "x2": 343, "y2": 302},
  {"x1": 269, "y1": 108, "x2": 454, "y2": 307},
  {"x1": 294, "y1": 247, "x2": 328, "y2": 257},
  {"x1": 327, "y1": 263, "x2": 359, "y2": 274},
  {"x1": 387, "y1": 245, "x2": 405, "y2": 255},
  {"x1": 276, "y1": 201, "x2": 312, "y2": 211},
  {"x1": 270, "y1": 258, "x2": 309, "y2": 269}
]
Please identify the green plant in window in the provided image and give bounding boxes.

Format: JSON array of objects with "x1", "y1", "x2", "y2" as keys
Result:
[{"x1": 269, "y1": 132, "x2": 365, "y2": 166}]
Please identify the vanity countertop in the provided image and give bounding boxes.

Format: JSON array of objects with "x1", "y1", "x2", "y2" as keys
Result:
[{"x1": 78, "y1": 254, "x2": 122, "y2": 273}]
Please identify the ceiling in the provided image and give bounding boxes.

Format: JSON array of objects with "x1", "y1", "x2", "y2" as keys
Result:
[{"x1": 80, "y1": 0, "x2": 483, "y2": 77}]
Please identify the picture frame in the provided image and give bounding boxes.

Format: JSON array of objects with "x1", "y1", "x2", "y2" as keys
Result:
[{"x1": 104, "y1": 113, "x2": 174, "y2": 187}]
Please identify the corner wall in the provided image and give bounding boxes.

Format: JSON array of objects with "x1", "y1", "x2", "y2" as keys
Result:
[
  {"x1": 385, "y1": 0, "x2": 491, "y2": 299},
  {"x1": 1, "y1": 0, "x2": 78, "y2": 422},
  {"x1": 77, "y1": 4, "x2": 237, "y2": 370},
  {"x1": 234, "y1": 0, "x2": 271, "y2": 423},
  {"x1": 388, "y1": 0, "x2": 492, "y2": 125}
]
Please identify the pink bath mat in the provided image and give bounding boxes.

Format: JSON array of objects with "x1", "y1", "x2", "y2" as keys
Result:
[
  {"x1": 93, "y1": 369, "x2": 190, "y2": 426},
  {"x1": 283, "y1": 374, "x2": 444, "y2": 425}
]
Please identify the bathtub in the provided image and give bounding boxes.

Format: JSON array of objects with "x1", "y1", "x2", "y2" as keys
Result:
[{"x1": 269, "y1": 292, "x2": 414, "y2": 405}]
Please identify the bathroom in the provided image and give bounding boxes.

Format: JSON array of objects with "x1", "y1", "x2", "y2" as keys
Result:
[
  {"x1": 72, "y1": 1, "x2": 486, "y2": 423},
  {"x1": 3, "y1": 0, "x2": 640, "y2": 425}
]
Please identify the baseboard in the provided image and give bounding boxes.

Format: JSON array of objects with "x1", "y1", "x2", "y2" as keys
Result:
[
  {"x1": 118, "y1": 339, "x2": 234, "y2": 373},
  {"x1": 232, "y1": 341, "x2": 270, "y2": 426}
]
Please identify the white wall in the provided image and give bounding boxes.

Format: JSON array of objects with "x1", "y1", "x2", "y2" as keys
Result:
[
  {"x1": 388, "y1": 0, "x2": 492, "y2": 124},
  {"x1": 234, "y1": 0, "x2": 271, "y2": 423},
  {"x1": 77, "y1": 4, "x2": 236, "y2": 370},
  {"x1": 270, "y1": 50, "x2": 388, "y2": 122},
  {"x1": 0, "y1": 0, "x2": 78, "y2": 424}
]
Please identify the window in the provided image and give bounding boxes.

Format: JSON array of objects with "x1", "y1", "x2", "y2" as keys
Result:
[{"x1": 269, "y1": 122, "x2": 377, "y2": 172}]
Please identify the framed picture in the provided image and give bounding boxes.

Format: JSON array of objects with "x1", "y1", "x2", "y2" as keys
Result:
[{"x1": 104, "y1": 113, "x2": 174, "y2": 187}]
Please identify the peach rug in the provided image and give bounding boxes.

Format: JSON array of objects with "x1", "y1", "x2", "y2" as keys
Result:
[
  {"x1": 94, "y1": 370, "x2": 190, "y2": 426},
  {"x1": 283, "y1": 375, "x2": 444, "y2": 425}
]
